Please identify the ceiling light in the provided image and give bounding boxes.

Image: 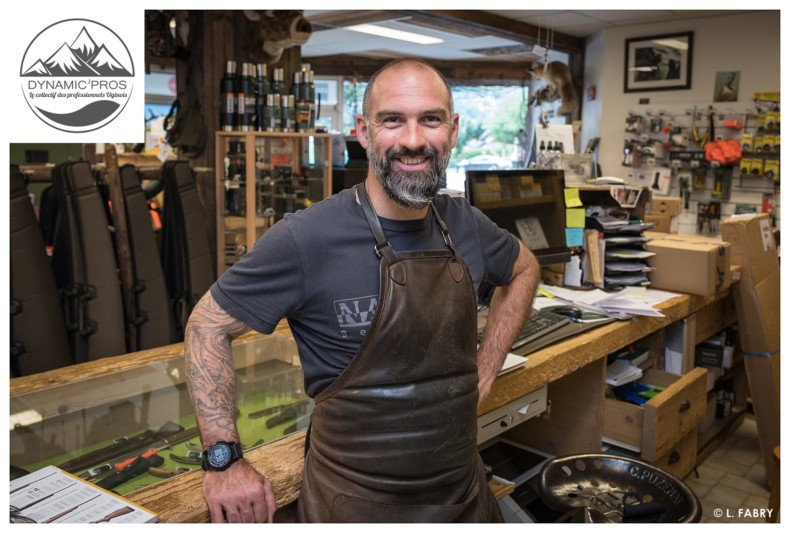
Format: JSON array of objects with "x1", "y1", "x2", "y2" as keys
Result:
[{"x1": 345, "y1": 24, "x2": 443, "y2": 45}]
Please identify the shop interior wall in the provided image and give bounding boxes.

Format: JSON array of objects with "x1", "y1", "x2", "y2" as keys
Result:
[{"x1": 581, "y1": 10, "x2": 780, "y2": 235}]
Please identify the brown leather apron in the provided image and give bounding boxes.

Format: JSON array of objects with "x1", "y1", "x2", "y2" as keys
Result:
[{"x1": 296, "y1": 184, "x2": 502, "y2": 523}]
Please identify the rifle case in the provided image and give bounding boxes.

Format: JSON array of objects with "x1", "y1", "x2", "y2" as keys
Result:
[
  {"x1": 120, "y1": 164, "x2": 177, "y2": 349},
  {"x1": 160, "y1": 160, "x2": 215, "y2": 339},
  {"x1": 10, "y1": 165, "x2": 73, "y2": 376},
  {"x1": 50, "y1": 161, "x2": 127, "y2": 362}
]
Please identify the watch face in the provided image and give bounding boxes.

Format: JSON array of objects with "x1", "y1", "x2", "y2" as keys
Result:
[{"x1": 208, "y1": 443, "x2": 232, "y2": 468}]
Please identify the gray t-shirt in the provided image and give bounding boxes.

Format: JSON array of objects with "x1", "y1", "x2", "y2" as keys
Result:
[{"x1": 212, "y1": 187, "x2": 519, "y2": 396}]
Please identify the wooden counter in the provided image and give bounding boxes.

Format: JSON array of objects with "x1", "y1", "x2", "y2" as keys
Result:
[{"x1": 9, "y1": 291, "x2": 733, "y2": 523}]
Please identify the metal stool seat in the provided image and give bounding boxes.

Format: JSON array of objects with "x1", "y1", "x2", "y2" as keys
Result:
[{"x1": 538, "y1": 453, "x2": 701, "y2": 523}]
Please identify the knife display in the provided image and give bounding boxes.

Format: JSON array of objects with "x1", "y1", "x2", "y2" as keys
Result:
[{"x1": 57, "y1": 420, "x2": 183, "y2": 473}]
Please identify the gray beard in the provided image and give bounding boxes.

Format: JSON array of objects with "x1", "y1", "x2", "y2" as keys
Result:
[{"x1": 368, "y1": 146, "x2": 450, "y2": 210}]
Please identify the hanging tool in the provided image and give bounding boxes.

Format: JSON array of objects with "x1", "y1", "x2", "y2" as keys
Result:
[
  {"x1": 691, "y1": 107, "x2": 713, "y2": 148},
  {"x1": 679, "y1": 175, "x2": 691, "y2": 209}
]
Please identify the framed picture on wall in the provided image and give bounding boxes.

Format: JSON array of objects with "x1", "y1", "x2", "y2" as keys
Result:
[
  {"x1": 714, "y1": 71, "x2": 740, "y2": 102},
  {"x1": 624, "y1": 32, "x2": 693, "y2": 92}
]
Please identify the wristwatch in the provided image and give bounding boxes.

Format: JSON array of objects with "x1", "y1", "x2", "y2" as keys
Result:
[{"x1": 201, "y1": 441, "x2": 243, "y2": 471}]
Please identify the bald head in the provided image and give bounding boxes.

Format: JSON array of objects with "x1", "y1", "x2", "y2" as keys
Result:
[{"x1": 362, "y1": 58, "x2": 454, "y2": 119}]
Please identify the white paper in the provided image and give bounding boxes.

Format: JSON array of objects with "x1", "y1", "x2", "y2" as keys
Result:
[
  {"x1": 664, "y1": 348, "x2": 683, "y2": 374},
  {"x1": 537, "y1": 284, "x2": 672, "y2": 318},
  {"x1": 606, "y1": 359, "x2": 643, "y2": 386},
  {"x1": 515, "y1": 217, "x2": 549, "y2": 250},
  {"x1": 498, "y1": 353, "x2": 528, "y2": 376},
  {"x1": 563, "y1": 255, "x2": 583, "y2": 287},
  {"x1": 609, "y1": 185, "x2": 644, "y2": 208},
  {"x1": 605, "y1": 261, "x2": 652, "y2": 272},
  {"x1": 604, "y1": 248, "x2": 656, "y2": 260}
]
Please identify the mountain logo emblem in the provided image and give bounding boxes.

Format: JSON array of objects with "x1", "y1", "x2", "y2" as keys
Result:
[{"x1": 20, "y1": 19, "x2": 134, "y2": 133}]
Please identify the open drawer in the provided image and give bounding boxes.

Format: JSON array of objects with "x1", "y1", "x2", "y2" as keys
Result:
[{"x1": 603, "y1": 367, "x2": 707, "y2": 461}]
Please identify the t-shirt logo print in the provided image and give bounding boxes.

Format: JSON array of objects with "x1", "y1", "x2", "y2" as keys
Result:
[
  {"x1": 334, "y1": 296, "x2": 377, "y2": 337},
  {"x1": 20, "y1": 19, "x2": 134, "y2": 132}
]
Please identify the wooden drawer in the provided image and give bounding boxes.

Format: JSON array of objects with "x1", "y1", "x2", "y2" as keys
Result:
[
  {"x1": 653, "y1": 428, "x2": 698, "y2": 479},
  {"x1": 603, "y1": 367, "x2": 707, "y2": 461}
]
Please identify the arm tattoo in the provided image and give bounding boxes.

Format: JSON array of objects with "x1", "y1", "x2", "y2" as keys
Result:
[{"x1": 184, "y1": 292, "x2": 250, "y2": 444}]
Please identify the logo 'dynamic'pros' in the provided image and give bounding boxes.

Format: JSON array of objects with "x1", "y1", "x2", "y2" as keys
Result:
[{"x1": 20, "y1": 18, "x2": 134, "y2": 133}]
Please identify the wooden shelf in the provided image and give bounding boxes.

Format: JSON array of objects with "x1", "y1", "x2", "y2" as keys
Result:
[{"x1": 475, "y1": 195, "x2": 556, "y2": 209}]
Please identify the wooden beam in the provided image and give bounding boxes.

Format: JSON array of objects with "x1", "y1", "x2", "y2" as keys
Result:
[{"x1": 306, "y1": 55, "x2": 531, "y2": 84}]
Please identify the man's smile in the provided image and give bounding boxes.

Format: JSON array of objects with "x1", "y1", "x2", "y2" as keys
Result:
[{"x1": 396, "y1": 155, "x2": 429, "y2": 169}]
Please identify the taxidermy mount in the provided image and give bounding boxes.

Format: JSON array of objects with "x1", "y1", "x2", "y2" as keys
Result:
[{"x1": 528, "y1": 61, "x2": 577, "y2": 115}]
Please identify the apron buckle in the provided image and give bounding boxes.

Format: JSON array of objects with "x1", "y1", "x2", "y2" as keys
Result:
[{"x1": 374, "y1": 242, "x2": 390, "y2": 258}]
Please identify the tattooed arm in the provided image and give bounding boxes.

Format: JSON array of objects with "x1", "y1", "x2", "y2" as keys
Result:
[{"x1": 184, "y1": 291, "x2": 276, "y2": 523}]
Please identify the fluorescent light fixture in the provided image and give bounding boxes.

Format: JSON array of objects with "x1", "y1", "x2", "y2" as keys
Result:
[{"x1": 345, "y1": 24, "x2": 443, "y2": 45}]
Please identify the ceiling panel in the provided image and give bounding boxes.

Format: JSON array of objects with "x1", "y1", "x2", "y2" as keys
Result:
[{"x1": 301, "y1": 10, "x2": 756, "y2": 62}]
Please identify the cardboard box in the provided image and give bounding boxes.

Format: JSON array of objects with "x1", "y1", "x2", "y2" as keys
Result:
[
  {"x1": 648, "y1": 197, "x2": 683, "y2": 216},
  {"x1": 645, "y1": 214, "x2": 672, "y2": 233},
  {"x1": 645, "y1": 232, "x2": 732, "y2": 296},
  {"x1": 720, "y1": 214, "x2": 780, "y2": 484},
  {"x1": 540, "y1": 263, "x2": 565, "y2": 286},
  {"x1": 720, "y1": 214, "x2": 780, "y2": 353}
]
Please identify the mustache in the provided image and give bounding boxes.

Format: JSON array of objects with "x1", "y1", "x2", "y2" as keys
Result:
[{"x1": 385, "y1": 146, "x2": 438, "y2": 160}]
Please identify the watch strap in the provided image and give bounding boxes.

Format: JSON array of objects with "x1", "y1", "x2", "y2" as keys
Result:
[{"x1": 201, "y1": 441, "x2": 243, "y2": 471}]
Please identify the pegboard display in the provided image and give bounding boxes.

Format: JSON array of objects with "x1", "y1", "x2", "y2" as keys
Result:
[{"x1": 620, "y1": 94, "x2": 779, "y2": 236}]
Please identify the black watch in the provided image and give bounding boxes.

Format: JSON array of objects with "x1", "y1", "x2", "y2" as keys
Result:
[{"x1": 201, "y1": 441, "x2": 243, "y2": 471}]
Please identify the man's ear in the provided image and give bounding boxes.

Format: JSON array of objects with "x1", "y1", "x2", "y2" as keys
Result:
[
  {"x1": 450, "y1": 113, "x2": 460, "y2": 149},
  {"x1": 356, "y1": 114, "x2": 370, "y2": 149}
]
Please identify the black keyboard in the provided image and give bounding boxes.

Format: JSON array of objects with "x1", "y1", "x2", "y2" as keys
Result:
[
  {"x1": 477, "y1": 309, "x2": 571, "y2": 349},
  {"x1": 510, "y1": 309, "x2": 571, "y2": 350}
]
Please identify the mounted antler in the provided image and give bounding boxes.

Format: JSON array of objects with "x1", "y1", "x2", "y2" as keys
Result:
[{"x1": 245, "y1": 10, "x2": 312, "y2": 64}]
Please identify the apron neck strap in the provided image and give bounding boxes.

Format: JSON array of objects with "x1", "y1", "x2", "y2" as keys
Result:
[
  {"x1": 355, "y1": 182, "x2": 458, "y2": 261},
  {"x1": 428, "y1": 201, "x2": 458, "y2": 256},
  {"x1": 356, "y1": 182, "x2": 399, "y2": 264}
]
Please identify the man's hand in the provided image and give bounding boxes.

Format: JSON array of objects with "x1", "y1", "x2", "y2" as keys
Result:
[{"x1": 203, "y1": 460, "x2": 277, "y2": 523}]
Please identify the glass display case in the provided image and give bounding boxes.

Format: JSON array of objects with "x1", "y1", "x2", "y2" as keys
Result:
[
  {"x1": 215, "y1": 131, "x2": 332, "y2": 275},
  {"x1": 9, "y1": 333, "x2": 312, "y2": 497}
]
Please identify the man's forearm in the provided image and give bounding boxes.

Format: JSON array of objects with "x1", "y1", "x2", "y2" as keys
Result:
[
  {"x1": 184, "y1": 292, "x2": 250, "y2": 445},
  {"x1": 477, "y1": 242, "x2": 540, "y2": 401}
]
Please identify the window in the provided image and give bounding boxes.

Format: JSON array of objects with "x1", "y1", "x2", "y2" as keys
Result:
[
  {"x1": 144, "y1": 66, "x2": 176, "y2": 152},
  {"x1": 342, "y1": 80, "x2": 528, "y2": 191}
]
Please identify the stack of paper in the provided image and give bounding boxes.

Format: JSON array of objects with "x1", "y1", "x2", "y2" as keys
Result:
[
  {"x1": 606, "y1": 359, "x2": 643, "y2": 386},
  {"x1": 536, "y1": 284, "x2": 680, "y2": 319},
  {"x1": 583, "y1": 209, "x2": 657, "y2": 289}
]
